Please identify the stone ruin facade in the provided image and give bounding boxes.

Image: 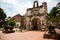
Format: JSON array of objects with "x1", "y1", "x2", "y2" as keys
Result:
[{"x1": 24, "y1": 0, "x2": 48, "y2": 31}]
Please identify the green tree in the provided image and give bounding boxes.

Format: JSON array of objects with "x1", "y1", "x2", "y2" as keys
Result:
[
  {"x1": 48, "y1": 7, "x2": 57, "y2": 21},
  {"x1": 55, "y1": 15, "x2": 60, "y2": 23},
  {"x1": 49, "y1": 7, "x2": 57, "y2": 18},
  {"x1": 48, "y1": 4, "x2": 60, "y2": 27},
  {"x1": 8, "y1": 20, "x2": 16, "y2": 28},
  {"x1": 0, "y1": 8, "x2": 6, "y2": 27},
  {"x1": 48, "y1": 7, "x2": 60, "y2": 22}
]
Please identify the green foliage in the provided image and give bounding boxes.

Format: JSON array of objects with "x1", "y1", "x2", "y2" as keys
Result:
[
  {"x1": 8, "y1": 20, "x2": 16, "y2": 27},
  {"x1": 55, "y1": 15, "x2": 60, "y2": 22},
  {"x1": 0, "y1": 8, "x2": 6, "y2": 20},
  {"x1": 48, "y1": 6, "x2": 60, "y2": 23},
  {"x1": 49, "y1": 7, "x2": 57, "y2": 18},
  {"x1": 0, "y1": 8, "x2": 6, "y2": 27}
]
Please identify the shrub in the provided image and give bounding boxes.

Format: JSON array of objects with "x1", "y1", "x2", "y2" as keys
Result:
[{"x1": 8, "y1": 20, "x2": 16, "y2": 28}]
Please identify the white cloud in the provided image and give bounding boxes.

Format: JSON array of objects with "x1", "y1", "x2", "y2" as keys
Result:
[
  {"x1": 0, "y1": 0, "x2": 60, "y2": 17},
  {"x1": 38, "y1": 0, "x2": 59, "y2": 12},
  {"x1": 1, "y1": 0, "x2": 18, "y2": 5},
  {"x1": 13, "y1": 1, "x2": 33, "y2": 16},
  {"x1": 0, "y1": 0, "x2": 33, "y2": 17}
]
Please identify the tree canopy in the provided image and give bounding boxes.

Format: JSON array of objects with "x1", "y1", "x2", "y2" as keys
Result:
[
  {"x1": 48, "y1": 4, "x2": 60, "y2": 24},
  {"x1": 0, "y1": 8, "x2": 7, "y2": 27},
  {"x1": 49, "y1": 7, "x2": 57, "y2": 18},
  {"x1": 0, "y1": 8, "x2": 6, "y2": 20}
]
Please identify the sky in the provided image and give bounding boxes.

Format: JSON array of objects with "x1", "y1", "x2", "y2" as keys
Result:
[{"x1": 0, "y1": 0, "x2": 60, "y2": 17}]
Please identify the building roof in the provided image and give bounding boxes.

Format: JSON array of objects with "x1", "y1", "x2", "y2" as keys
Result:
[
  {"x1": 12, "y1": 14, "x2": 22, "y2": 22},
  {"x1": 13, "y1": 14, "x2": 22, "y2": 17}
]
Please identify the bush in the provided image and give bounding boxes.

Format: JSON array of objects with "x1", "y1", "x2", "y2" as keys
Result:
[{"x1": 8, "y1": 20, "x2": 16, "y2": 28}]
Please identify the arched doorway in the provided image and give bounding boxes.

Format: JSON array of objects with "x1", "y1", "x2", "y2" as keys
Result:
[{"x1": 31, "y1": 18, "x2": 40, "y2": 30}]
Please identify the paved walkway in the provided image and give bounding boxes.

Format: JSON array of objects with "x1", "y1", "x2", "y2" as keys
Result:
[{"x1": 0, "y1": 31, "x2": 54, "y2": 40}]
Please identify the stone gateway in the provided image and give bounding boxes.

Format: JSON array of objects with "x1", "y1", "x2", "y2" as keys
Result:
[{"x1": 24, "y1": 0, "x2": 48, "y2": 31}]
